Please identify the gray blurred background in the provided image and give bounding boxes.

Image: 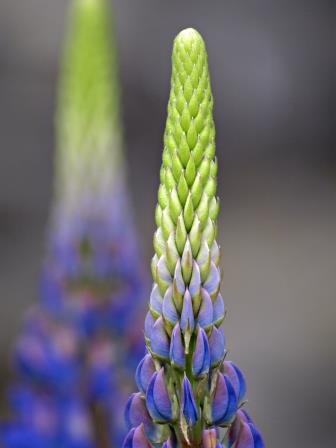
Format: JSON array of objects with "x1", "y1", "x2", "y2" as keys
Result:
[{"x1": 0, "y1": 0, "x2": 335, "y2": 446}]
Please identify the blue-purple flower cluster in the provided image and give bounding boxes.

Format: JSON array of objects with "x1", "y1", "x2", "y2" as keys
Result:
[
  {"x1": 0, "y1": 214, "x2": 145, "y2": 447},
  {"x1": 1, "y1": 385, "x2": 94, "y2": 448}
]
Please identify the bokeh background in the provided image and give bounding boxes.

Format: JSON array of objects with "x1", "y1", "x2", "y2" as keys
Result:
[{"x1": 0, "y1": 0, "x2": 334, "y2": 446}]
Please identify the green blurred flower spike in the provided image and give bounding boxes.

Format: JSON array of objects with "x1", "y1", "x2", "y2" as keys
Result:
[{"x1": 55, "y1": 0, "x2": 123, "y2": 221}]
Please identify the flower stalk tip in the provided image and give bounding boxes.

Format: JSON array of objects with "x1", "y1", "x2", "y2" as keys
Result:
[{"x1": 123, "y1": 27, "x2": 264, "y2": 447}]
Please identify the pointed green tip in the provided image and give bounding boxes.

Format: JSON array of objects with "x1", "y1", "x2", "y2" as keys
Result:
[
  {"x1": 72, "y1": 0, "x2": 104, "y2": 17},
  {"x1": 76, "y1": 0, "x2": 102, "y2": 8},
  {"x1": 81, "y1": 0, "x2": 98, "y2": 5},
  {"x1": 78, "y1": 0, "x2": 96, "y2": 7},
  {"x1": 175, "y1": 28, "x2": 204, "y2": 45},
  {"x1": 173, "y1": 27, "x2": 206, "y2": 54},
  {"x1": 155, "y1": 26, "x2": 218, "y2": 248}
]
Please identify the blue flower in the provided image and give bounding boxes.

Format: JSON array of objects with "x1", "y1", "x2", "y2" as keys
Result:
[
  {"x1": 181, "y1": 376, "x2": 198, "y2": 426},
  {"x1": 135, "y1": 354, "x2": 156, "y2": 395},
  {"x1": 123, "y1": 424, "x2": 152, "y2": 448},
  {"x1": 150, "y1": 317, "x2": 170, "y2": 360},
  {"x1": 211, "y1": 373, "x2": 237, "y2": 426},
  {"x1": 223, "y1": 361, "x2": 246, "y2": 406},
  {"x1": 125, "y1": 393, "x2": 157, "y2": 441},
  {"x1": 146, "y1": 369, "x2": 173, "y2": 423},
  {"x1": 209, "y1": 326, "x2": 225, "y2": 367},
  {"x1": 169, "y1": 323, "x2": 185, "y2": 369},
  {"x1": 197, "y1": 289, "x2": 213, "y2": 330},
  {"x1": 192, "y1": 326, "x2": 210, "y2": 377},
  {"x1": 226, "y1": 410, "x2": 264, "y2": 448}
]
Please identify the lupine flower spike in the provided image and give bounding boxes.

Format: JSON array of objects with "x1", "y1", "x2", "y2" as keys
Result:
[
  {"x1": 124, "y1": 28, "x2": 264, "y2": 447},
  {"x1": 0, "y1": 0, "x2": 145, "y2": 446},
  {"x1": 47, "y1": 0, "x2": 143, "y2": 335}
]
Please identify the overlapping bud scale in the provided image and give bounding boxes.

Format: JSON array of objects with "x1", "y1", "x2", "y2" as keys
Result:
[{"x1": 123, "y1": 28, "x2": 264, "y2": 447}]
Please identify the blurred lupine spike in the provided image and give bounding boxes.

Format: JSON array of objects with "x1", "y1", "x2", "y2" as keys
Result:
[
  {"x1": 0, "y1": 0, "x2": 146, "y2": 446},
  {"x1": 45, "y1": 0, "x2": 144, "y2": 335},
  {"x1": 123, "y1": 28, "x2": 264, "y2": 447}
]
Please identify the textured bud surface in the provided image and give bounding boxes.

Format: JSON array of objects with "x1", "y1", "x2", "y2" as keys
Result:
[{"x1": 123, "y1": 28, "x2": 264, "y2": 447}]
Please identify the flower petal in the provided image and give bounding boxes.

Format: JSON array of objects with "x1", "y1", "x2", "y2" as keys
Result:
[
  {"x1": 249, "y1": 422, "x2": 265, "y2": 448},
  {"x1": 203, "y1": 261, "x2": 220, "y2": 299},
  {"x1": 125, "y1": 393, "x2": 152, "y2": 429},
  {"x1": 192, "y1": 326, "x2": 210, "y2": 377},
  {"x1": 226, "y1": 410, "x2": 264, "y2": 448},
  {"x1": 181, "y1": 375, "x2": 198, "y2": 425},
  {"x1": 149, "y1": 284, "x2": 163, "y2": 317},
  {"x1": 211, "y1": 373, "x2": 237, "y2": 426},
  {"x1": 162, "y1": 287, "x2": 178, "y2": 327},
  {"x1": 213, "y1": 293, "x2": 225, "y2": 326},
  {"x1": 146, "y1": 369, "x2": 172, "y2": 423},
  {"x1": 172, "y1": 259, "x2": 185, "y2": 313},
  {"x1": 150, "y1": 317, "x2": 170, "y2": 360},
  {"x1": 123, "y1": 424, "x2": 152, "y2": 448},
  {"x1": 209, "y1": 326, "x2": 225, "y2": 367},
  {"x1": 144, "y1": 312, "x2": 155, "y2": 341},
  {"x1": 235, "y1": 421, "x2": 255, "y2": 448},
  {"x1": 189, "y1": 261, "x2": 201, "y2": 312},
  {"x1": 180, "y1": 290, "x2": 195, "y2": 334},
  {"x1": 135, "y1": 355, "x2": 156, "y2": 395},
  {"x1": 169, "y1": 324, "x2": 185, "y2": 369},
  {"x1": 223, "y1": 361, "x2": 246, "y2": 406},
  {"x1": 157, "y1": 256, "x2": 172, "y2": 294},
  {"x1": 197, "y1": 288, "x2": 213, "y2": 330}
]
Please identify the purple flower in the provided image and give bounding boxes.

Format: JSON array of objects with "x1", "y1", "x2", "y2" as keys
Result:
[
  {"x1": 146, "y1": 369, "x2": 173, "y2": 423},
  {"x1": 180, "y1": 290, "x2": 195, "y2": 353},
  {"x1": 4, "y1": 387, "x2": 94, "y2": 448},
  {"x1": 226, "y1": 410, "x2": 264, "y2": 448},
  {"x1": 203, "y1": 262, "x2": 220, "y2": 299},
  {"x1": 125, "y1": 393, "x2": 152, "y2": 429},
  {"x1": 135, "y1": 355, "x2": 156, "y2": 395},
  {"x1": 197, "y1": 289, "x2": 213, "y2": 330},
  {"x1": 123, "y1": 424, "x2": 152, "y2": 448},
  {"x1": 149, "y1": 285, "x2": 163, "y2": 317},
  {"x1": 213, "y1": 293, "x2": 225, "y2": 326},
  {"x1": 209, "y1": 326, "x2": 225, "y2": 367},
  {"x1": 150, "y1": 317, "x2": 170, "y2": 360},
  {"x1": 14, "y1": 311, "x2": 80, "y2": 392},
  {"x1": 162, "y1": 287, "x2": 178, "y2": 327},
  {"x1": 169, "y1": 324, "x2": 186, "y2": 369},
  {"x1": 181, "y1": 376, "x2": 198, "y2": 425},
  {"x1": 144, "y1": 312, "x2": 155, "y2": 341},
  {"x1": 211, "y1": 373, "x2": 237, "y2": 426},
  {"x1": 192, "y1": 326, "x2": 210, "y2": 377},
  {"x1": 223, "y1": 361, "x2": 247, "y2": 406},
  {"x1": 180, "y1": 290, "x2": 195, "y2": 334}
]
